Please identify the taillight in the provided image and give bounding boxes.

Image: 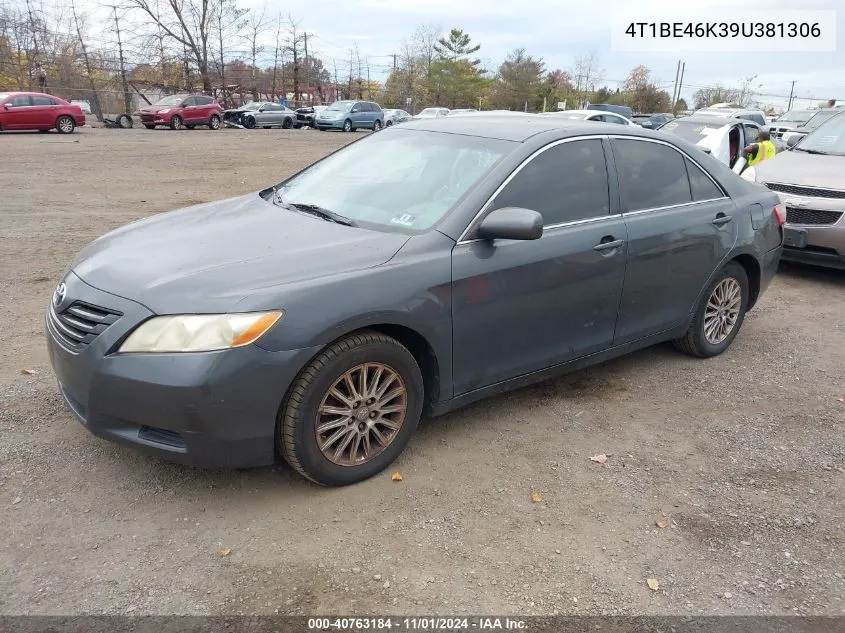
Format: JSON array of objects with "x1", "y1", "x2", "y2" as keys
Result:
[{"x1": 773, "y1": 202, "x2": 787, "y2": 226}]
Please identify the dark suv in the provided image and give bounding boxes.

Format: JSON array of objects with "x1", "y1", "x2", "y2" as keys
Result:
[
  {"x1": 315, "y1": 100, "x2": 384, "y2": 132},
  {"x1": 137, "y1": 94, "x2": 223, "y2": 130}
]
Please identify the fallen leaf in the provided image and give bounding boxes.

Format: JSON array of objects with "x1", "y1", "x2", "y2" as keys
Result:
[
  {"x1": 656, "y1": 519, "x2": 668, "y2": 529},
  {"x1": 20, "y1": 369, "x2": 36, "y2": 375},
  {"x1": 12, "y1": 497, "x2": 22, "y2": 505},
  {"x1": 647, "y1": 578, "x2": 660, "y2": 591},
  {"x1": 530, "y1": 491, "x2": 543, "y2": 503},
  {"x1": 391, "y1": 472, "x2": 403, "y2": 482},
  {"x1": 590, "y1": 454, "x2": 608, "y2": 464},
  {"x1": 216, "y1": 548, "x2": 232, "y2": 557}
]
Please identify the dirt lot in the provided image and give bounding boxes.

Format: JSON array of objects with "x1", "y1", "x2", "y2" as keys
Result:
[{"x1": 1, "y1": 127, "x2": 844, "y2": 617}]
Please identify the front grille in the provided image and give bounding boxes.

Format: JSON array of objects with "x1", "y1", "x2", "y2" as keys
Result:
[
  {"x1": 48, "y1": 301, "x2": 122, "y2": 352},
  {"x1": 138, "y1": 426, "x2": 186, "y2": 450},
  {"x1": 785, "y1": 207, "x2": 843, "y2": 226},
  {"x1": 765, "y1": 182, "x2": 845, "y2": 199}
]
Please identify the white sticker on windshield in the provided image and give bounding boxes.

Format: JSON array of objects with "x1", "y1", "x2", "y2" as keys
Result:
[{"x1": 390, "y1": 213, "x2": 416, "y2": 227}]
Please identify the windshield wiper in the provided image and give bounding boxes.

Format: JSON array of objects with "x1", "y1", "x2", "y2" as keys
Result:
[
  {"x1": 272, "y1": 189, "x2": 356, "y2": 226},
  {"x1": 793, "y1": 147, "x2": 829, "y2": 155}
]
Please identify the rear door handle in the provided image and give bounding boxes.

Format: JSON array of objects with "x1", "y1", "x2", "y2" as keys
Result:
[
  {"x1": 712, "y1": 214, "x2": 733, "y2": 226},
  {"x1": 594, "y1": 238, "x2": 625, "y2": 252}
]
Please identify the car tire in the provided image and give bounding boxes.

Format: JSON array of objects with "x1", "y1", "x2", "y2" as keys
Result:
[
  {"x1": 144, "y1": 124, "x2": 156, "y2": 130},
  {"x1": 169, "y1": 115, "x2": 183, "y2": 130},
  {"x1": 208, "y1": 114, "x2": 221, "y2": 130},
  {"x1": 373, "y1": 119, "x2": 382, "y2": 131},
  {"x1": 282, "y1": 117, "x2": 293, "y2": 129},
  {"x1": 56, "y1": 116, "x2": 75, "y2": 134},
  {"x1": 244, "y1": 116, "x2": 256, "y2": 129},
  {"x1": 386, "y1": 120, "x2": 393, "y2": 127},
  {"x1": 673, "y1": 261, "x2": 749, "y2": 358},
  {"x1": 117, "y1": 114, "x2": 133, "y2": 129},
  {"x1": 342, "y1": 119, "x2": 352, "y2": 133},
  {"x1": 278, "y1": 331, "x2": 425, "y2": 487}
]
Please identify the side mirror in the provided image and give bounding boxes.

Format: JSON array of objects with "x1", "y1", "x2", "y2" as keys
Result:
[
  {"x1": 785, "y1": 133, "x2": 804, "y2": 148},
  {"x1": 477, "y1": 207, "x2": 543, "y2": 241}
]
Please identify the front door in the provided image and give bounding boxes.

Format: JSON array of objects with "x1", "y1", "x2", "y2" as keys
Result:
[
  {"x1": 3, "y1": 95, "x2": 35, "y2": 129},
  {"x1": 609, "y1": 137, "x2": 739, "y2": 345},
  {"x1": 451, "y1": 137, "x2": 628, "y2": 395}
]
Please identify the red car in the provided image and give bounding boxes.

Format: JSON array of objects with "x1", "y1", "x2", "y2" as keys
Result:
[
  {"x1": 0, "y1": 91, "x2": 86, "y2": 134},
  {"x1": 137, "y1": 94, "x2": 223, "y2": 130}
]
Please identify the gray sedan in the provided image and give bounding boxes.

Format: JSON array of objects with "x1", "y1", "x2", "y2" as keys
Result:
[
  {"x1": 222, "y1": 101, "x2": 297, "y2": 129},
  {"x1": 46, "y1": 115, "x2": 784, "y2": 486}
]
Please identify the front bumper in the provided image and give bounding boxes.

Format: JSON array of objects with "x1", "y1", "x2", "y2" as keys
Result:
[
  {"x1": 45, "y1": 272, "x2": 321, "y2": 469},
  {"x1": 139, "y1": 113, "x2": 170, "y2": 125},
  {"x1": 316, "y1": 119, "x2": 344, "y2": 129}
]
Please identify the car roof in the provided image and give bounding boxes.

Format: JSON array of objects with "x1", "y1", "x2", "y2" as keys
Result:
[
  {"x1": 667, "y1": 115, "x2": 741, "y2": 127},
  {"x1": 397, "y1": 113, "x2": 665, "y2": 142}
]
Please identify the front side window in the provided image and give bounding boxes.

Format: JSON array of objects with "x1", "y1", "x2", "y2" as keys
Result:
[
  {"x1": 272, "y1": 128, "x2": 513, "y2": 232},
  {"x1": 182, "y1": 97, "x2": 197, "y2": 107},
  {"x1": 491, "y1": 139, "x2": 610, "y2": 226},
  {"x1": 8, "y1": 95, "x2": 32, "y2": 107},
  {"x1": 614, "y1": 139, "x2": 692, "y2": 211}
]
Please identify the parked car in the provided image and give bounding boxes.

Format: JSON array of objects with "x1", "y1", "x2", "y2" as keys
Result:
[
  {"x1": 414, "y1": 107, "x2": 450, "y2": 119},
  {"x1": 46, "y1": 115, "x2": 784, "y2": 486},
  {"x1": 137, "y1": 94, "x2": 223, "y2": 130},
  {"x1": 383, "y1": 108, "x2": 412, "y2": 126},
  {"x1": 70, "y1": 99, "x2": 92, "y2": 115},
  {"x1": 656, "y1": 115, "x2": 762, "y2": 171},
  {"x1": 447, "y1": 108, "x2": 478, "y2": 115},
  {"x1": 0, "y1": 91, "x2": 86, "y2": 134},
  {"x1": 692, "y1": 106, "x2": 767, "y2": 127},
  {"x1": 743, "y1": 109, "x2": 845, "y2": 270},
  {"x1": 632, "y1": 113, "x2": 673, "y2": 129},
  {"x1": 315, "y1": 100, "x2": 384, "y2": 132},
  {"x1": 764, "y1": 109, "x2": 815, "y2": 139},
  {"x1": 294, "y1": 105, "x2": 327, "y2": 128},
  {"x1": 586, "y1": 103, "x2": 634, "y2": 120},
  {"x1": 780, "y1": 108, "x2": 842, "y2": 146},
  {"x1": 545, "y1": 109, "x2": 637, "y2": 126},
  {"x1": 222, "y1": 101, "x2": 296, "y2": 129}
]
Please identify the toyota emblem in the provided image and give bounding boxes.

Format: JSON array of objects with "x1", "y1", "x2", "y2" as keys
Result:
[{"x1": 53, "y1": 282, "x2": 66, "y2": 308}]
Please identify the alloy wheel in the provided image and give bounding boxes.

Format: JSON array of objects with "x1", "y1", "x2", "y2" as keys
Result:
[
  {"x1": 58, "y1": 117, "x2": 74, "y2": 133},
  {"x1": 703, "y1": 277, "x2": 742, "y2": 345},
  {"x1": 315, "y1": 363, "x2": 408, "y2": 467}
]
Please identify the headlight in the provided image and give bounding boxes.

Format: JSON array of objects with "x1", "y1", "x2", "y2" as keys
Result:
[
  {"x1": 741, "y1": 166, "x2": 757, "y2": 182},
  {"x1": 119, "y1": 311, "x2": 283, "y2": 353},
  {"x1": 159, "y1": 108, "x2": 171, "y2": 114}
]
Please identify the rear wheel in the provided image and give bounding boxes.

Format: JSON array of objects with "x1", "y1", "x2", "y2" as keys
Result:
[
  {"x1": 169, "y1": 115, "x2": 183, "y2": 130},
  {"x1": 56, "y1": 116, "x2": 75, "y2": 134},
  {"x1": 673, "y1": 261, "x2": 749, "y2": 358},
  {"x1": 342, "y1": 119, "x2": 352, "y2": 133},
  {"x1": 278, "y1": 331, "x2": 424, "y2": 486},
  {"x1": 373, "y1": 119, "x2": 382, "y2": 131},
  {"x1": 208, "y1": 114, "x2": 221, "y2": 130}
]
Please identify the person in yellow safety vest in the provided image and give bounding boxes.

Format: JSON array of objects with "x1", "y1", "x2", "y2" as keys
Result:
[{"x1": 743, "y1": 130, "x2": 777, "y2": 166}]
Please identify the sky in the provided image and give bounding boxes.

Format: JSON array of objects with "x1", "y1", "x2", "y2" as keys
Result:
[{"x1": 78, "y1": 0, "x2": 844, "y2": 111}]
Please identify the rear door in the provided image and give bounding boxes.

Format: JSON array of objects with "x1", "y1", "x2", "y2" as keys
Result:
[
  {"x1": 196, "y1": 95, "x2": 215, "y2": 121},
  {"x1": 610, "y1": 136, "x2": 739, "y2": 344},
  {"x1": 3, "y1": 94, "x2": 34, "y2": 128},
  {"x1": 180, "y1": 96, "x2": 199, "y2": 122},
  {"x1": 451, "y1": 137, "x2": 628, "y2": 394}
]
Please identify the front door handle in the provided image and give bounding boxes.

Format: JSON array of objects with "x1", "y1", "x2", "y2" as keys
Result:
[
  {"x1": 712, "y1": 214, "x2": 733, "y2": 227},
  {"x1": 593, "y1": 238, "x2": 625, "y2": 252}
]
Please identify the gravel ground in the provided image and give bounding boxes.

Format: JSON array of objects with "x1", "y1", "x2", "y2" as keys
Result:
[{"x1": 1, "y1": 127, "x2": 844, "y2": 617}]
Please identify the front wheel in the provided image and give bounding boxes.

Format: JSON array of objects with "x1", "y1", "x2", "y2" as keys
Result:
[
  {"x1": 385, "y1": 120, "x2": 393, "y2": 127},
  {"x1": 673, "y1": 261, "x2": 749, "y2": 358},
  {"x1": 208, "y1": 114, "x2": 221, "y2": 130},
  {"x1": 282, "y1": 117, "x2": 293, "y2": 129},
  {"x1": 244, "y1": 116, "x2": 256, "y2": 129},
  {"x1": 56, "y1": 116, "x2": 75, "y2": 134},
  {"x1": 342, "y1": 119, "x2": 352, "y2": 133},
  {"x1": 373, "y1": 119, "x2": 382, "y2": 131},
  {"x1": 169, "y1": 115, "x2": 183, "y2": 130},
  {"x1": 278, "y1": 331, "x2": 424, "y2": 486}
]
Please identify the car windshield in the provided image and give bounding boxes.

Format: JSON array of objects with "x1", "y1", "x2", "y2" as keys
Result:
[
  {"x1": 155, "y1": 95, "x2": 186, "y2": 106},
  {"x1": 777, "y1": 110, "x2": 813, "y2": 123},
  {"x1": 658, "y1": 119, "x2": 725, "y2": 144},
  {"x1": 326, "y1": 101, "x2": 353, "y2": 112},
  {"x1": 794, "y1": 111, "x2": 845, "y2": 156},
  {"x1": 418, "y1": 108, "x2": 442, "y2": 116},
  {"x1": 803, "y1": 110, "x2": 839, "y2": 130},
  {"x1": 241, "y1": 102, "x2": 262, "y2": 110},
  {"x1": 271, "y1": 128, "x2": 513, "y2": 232}
]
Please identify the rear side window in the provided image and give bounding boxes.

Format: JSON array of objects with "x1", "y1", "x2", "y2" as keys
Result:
[
  {"x1": 32, "y1": 96, "x2": 57, "y2": 106},
  {"x1": 182, "y1": 97, "x2": 196, "y2": 106},
  {"x1": 685, "y1": 158, "x2": 724, "y2": 202},
  {"x1": 492, "y1": 139, "x2": 610, "y2": 226},
  {"x1": 614, "y1": 139, "x2": 692, "y2": 211}
]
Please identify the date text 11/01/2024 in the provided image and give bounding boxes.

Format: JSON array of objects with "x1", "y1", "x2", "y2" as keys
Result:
[
  {"x1": 308, "y1": 617, "x2": 527, "y2": 630},
  {"x1": 623, "y1": 22, "x2": 821, "y2": 38}
]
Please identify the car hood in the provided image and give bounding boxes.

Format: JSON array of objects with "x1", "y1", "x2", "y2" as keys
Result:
[
  {"x1": 754, "y1": 150, "x2": 845, "y2": 190},
  {"x1": 139, "y1": 104, "x2": 178, "y2": 113},
  {"x1": 70, "y1": 193, "x2": 411, "y2": 314}
]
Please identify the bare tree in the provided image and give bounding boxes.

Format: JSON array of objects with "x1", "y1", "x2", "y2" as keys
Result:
[
  {"x1": 572, "y1": 50, "x2": 604, "y2": 106},
  {"x1": 283, "y1": 14, "x2": 304, "y2": 104},
  {"x1": 212, "y1": 0, "x2": 246, "y2": 106},
  {"x1": 412, "y1": 22, "x2": 440, "y2": 79},
  {"x1": 243, "y1": 3, "x2": 267, "y2": 99},
  {"x1": 106, "y1": 2, "x2": 133, "y2": 115},
  {"x1": 69, "y1": 0, "x2": 104, "y2": 120},
  {"x1": 270, "y1": 12, "x2": 283, "y2": 99}
]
